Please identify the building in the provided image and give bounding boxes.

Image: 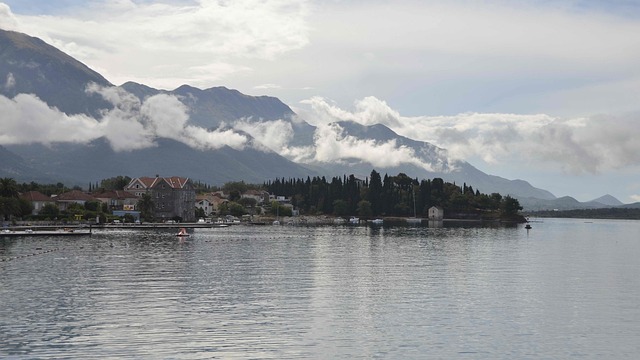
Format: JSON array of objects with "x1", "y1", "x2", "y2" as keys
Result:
[
  {"x1": 195, "y1": 193, "x2": 230, "y2": 217},
  {"x1": 54, "y1": 190, "x2": 96, "y2": 211},
  {"x1": 428, "y1": 206, "x2": 444, "y2": 220},
  {"x1": 125, "y1": 176, "x2": 196, "y2": 222},
  {"x1": 20, "y1": 191, "x2": 53, "y2": 215},
  {"x1": 93, "y1": 190, "x2": 139, "y2": 211},
  {"x1": 241, "y1": 189, "x2": 270, "y2": 204}
]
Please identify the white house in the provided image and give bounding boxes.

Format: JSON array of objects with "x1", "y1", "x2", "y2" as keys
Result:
[{"x1": 428, "y1": 206, "x2": 444, "y2": 220}]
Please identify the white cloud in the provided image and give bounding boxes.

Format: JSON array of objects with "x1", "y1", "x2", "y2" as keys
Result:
[
  {"x1": 234, "y1": 119, "x2": 293, "y2": 152},
  {"x1": 298, "y1": 96, "x2": 640, "y2": 175},
  {"x1": 312, "y1": 123, "x2": 437, "y2": 170},
  {"x1": 0, "y1": 3, "x2": 19, "y2": 30},
  {"x1": 630, "y1": 194, "x2": 640, "y2": 203},
  {"x1": 87, "y1": 84, "x2": 249, "y2": 151},
  {"x1": 0, "y1": 93, "x2": 102, "y2": 145},
  {"x1": 9, "y1": 0, "x2": 310, "y2": 89},
  {"x1": 4, "y1": 73, "x2": 15, "y2": 89},
  {"x1": 0, "y1": 84, "x2": 249, "y2": 151}
]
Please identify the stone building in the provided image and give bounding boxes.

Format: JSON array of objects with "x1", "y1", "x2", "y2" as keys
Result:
[{"x1": 125, "y1": 176, "x2": 196, "y2": 222}]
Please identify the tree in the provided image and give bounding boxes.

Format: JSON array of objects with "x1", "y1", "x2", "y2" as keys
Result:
[
  {"x1": 0, "y1": 178, "x2": 30, "y2": 220},
  {"x1": 137, "y1": 193, "x2": 155, "y2": 222},
  {"x1": 238, "y1": 197, "x2": 258, "y2": 212},
  {"x1": 222, "y1": 181, "x2": 249, "y2": 196},
  {"x1": 100, "y1": 176, "x2": 132, "y2": 191},
  {"x1": 0, "y1": 178, "x2": 19, "y2": 198},
  {"x1": 357, "y1": 200, "x2": 373, "y2": 218},
  {"x1": 40, "y1": 203, "x2": 60, "y2": 218},
  {"x1": 227, "y1": 202, "x2": 245, "y2": 217},
  {"x1": 84, "y1": 200, "x2": 102, "y2": 212},
  {"x1": 333, "y1": 199, "x2": 348, "y2": 216},
  {"x1": 500, "y1": 195, "x2": 522, "y2": 216}
]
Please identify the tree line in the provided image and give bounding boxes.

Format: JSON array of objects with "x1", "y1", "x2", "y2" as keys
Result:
[{"x1": 264, "y1": 170, "x2": 523, "y2": 219}]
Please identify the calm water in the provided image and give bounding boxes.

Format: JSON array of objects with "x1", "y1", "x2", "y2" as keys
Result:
[{"x1": 1, "y1": 218, "x2": 639, "y2": 359}]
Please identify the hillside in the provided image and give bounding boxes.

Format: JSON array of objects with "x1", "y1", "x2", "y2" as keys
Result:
[{"x1": 1, "y1": 28, "x2": 565, "y2": 203}]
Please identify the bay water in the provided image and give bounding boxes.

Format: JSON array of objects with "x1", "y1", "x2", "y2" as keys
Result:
[{"x1": 1, "y1": 218, "x2": 639, "y2": 359}]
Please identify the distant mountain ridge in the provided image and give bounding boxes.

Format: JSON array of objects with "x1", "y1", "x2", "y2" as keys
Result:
[
  {"x1": 0, "y1": 28, "x2": 622, "y2": 209},
  {"x1": 121, "y1": 82, "x2": 295, "y2": 128}
]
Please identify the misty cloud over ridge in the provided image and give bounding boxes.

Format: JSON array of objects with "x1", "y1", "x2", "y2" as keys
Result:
[
  {"x1": 0, "y1": 83, "x2": 249, "y2": 151},
  {"x1": 298, "y1": 96, "x2": 640, "y2": 175}
]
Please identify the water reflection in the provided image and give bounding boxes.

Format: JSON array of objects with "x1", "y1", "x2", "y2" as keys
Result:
[{"x1": 1, "y1": 220, "x2": 639, "y2": 359}]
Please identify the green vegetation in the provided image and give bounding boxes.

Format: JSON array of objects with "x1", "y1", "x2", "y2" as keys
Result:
[
  {"x1": 2, "y1": 171, "x2": 526, "y2": 223},
  {"x1": 1, "y1": 178, "x2": 33, "y2": 222},
  {"x1": 264, "y1": 170, "x2": 523, "y2": 221}
]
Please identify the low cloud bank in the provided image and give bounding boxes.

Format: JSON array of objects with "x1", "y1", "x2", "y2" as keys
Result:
[
  {"x1": 0, "y1": 83, "x2": 248, "y2": 151},
  {"x1": 299, "y1": 96, "x2": 640, "y2": 175}
]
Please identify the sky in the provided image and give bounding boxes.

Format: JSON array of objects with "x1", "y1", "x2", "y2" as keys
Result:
[{"x1": 1, "y1": 0, "x2": 640, "y2": 203}]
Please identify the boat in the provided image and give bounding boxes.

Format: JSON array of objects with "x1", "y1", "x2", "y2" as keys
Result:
[
  {"x1": 525, "y1": 224, "x2": 532, "y2": 230},
  {"x1": 176, "y1": 228, "x2": 189, "y2": 237},
  {"x1": 273, "y1": 206, "x2": 280, "y2": 225},
  {"x1": 349, "y1": 216, "x2": 360, "y2": 224},
  {"x1": 370, "y1": 218, "x2": 384, "y2": 225}
]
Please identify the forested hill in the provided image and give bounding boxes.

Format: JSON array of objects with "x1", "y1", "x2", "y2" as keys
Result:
[{"x1": 264, "y1": 170, "x2": 524, "y2": 221}]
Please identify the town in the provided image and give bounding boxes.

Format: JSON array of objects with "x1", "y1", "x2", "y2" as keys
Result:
[{"x1": 1, "y1": 171, "x2": 526, "y2": 227}]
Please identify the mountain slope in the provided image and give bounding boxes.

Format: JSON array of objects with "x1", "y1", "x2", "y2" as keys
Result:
[
  {"x1": 0, "y1": 29, "x2": 111, "y2": 116},
  {"x1": 7, "y1": 138, "x2": 317, "y2": 185},
  {"x1": 590, "y1": 194, "x2": 623, "y2": 207},
  {"x1": 121, "y1": 82, "x2": 295, "y2": 128},
  {"x1": 2, "y1": 28, "x2": 561, "y2": 201},
  {"x1": 310, "y1": 121, "x2": 556, "y2": 199}
]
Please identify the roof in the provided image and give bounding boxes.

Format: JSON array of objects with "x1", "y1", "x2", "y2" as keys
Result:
[
  {"x1": 55, "y1": 190, "x2": 95, "y2": 201},
  {"x1": 20, "y1": 191, "x2": 51, "y2": 202},
  {"x1": 93, "y1": 190, "x2": 138, "y2": 199},
  {"x1": 127, "y1": 176, "x2": 191, "y2": 190}
]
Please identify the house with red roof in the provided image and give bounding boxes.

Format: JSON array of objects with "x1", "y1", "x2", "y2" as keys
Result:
[
  {"x1": 125, "y1": 176, "x2": 196, "y2": 222},
  {"x1": 93, "y1": 190, "x2": 139, "y2": 211},
  {"x1": 53, "y1": 190, "x2": 96, "y2": 211},
  {"x1": 20, "y1": 191, "x2": 53, "y2": 215}
]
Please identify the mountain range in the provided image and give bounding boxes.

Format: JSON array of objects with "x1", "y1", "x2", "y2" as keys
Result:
[{"x1": 0, "y1": 28, "x2": 632, "y2": 210}]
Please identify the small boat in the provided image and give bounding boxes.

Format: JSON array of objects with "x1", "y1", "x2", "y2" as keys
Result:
[
  {"x1": 370, "y1": 218, "x2": 384, "y2": 224},
  {"x1": 176, "y1": 228, "x2": 189, "y2": 237},
  {"x1": 349, "y1": 217, "x2": 360, "y2": 224},
  {"x1": 525, "y1": 224, "x2": 532, "y2": 230}
]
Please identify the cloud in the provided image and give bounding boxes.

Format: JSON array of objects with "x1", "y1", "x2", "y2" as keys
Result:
[
  {"x1": 253, "y1": 84, "x2": 282, "y2": 90},
  {"x1": 0, "y1": 84, "x2": 249, "y2": 151},
  {"x1": 311, "y1": 123, "x2": 442, "y2": 171},
  {"x1": 86, "y1": 84, "x2": 249, "y2": 151},
  {"x1": 298, "y1": 96, "x2": 640, "y2": 175},
  {"x1": 4, "y1": 73, "x2": 15, "y2": 89},
  {"x1": 234, "y1": 119, "x2": 293, "y2": 152},
  {"x1": 0, "y1": 93, "x2": 102, "y2": 145},
  {"x1": 630, "y1": 194, "x2": 640, "y2": 203},
  {"x1": 9, "y1": 0, "x2": 310, "y2": 89},
  {"x1": 0, "y1": 2, "x2": 19, "y2": 30}
]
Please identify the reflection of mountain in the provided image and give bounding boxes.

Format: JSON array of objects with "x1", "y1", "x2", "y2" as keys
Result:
[{"x1": 0, "y1": 28, "x2": 580, "y2": 204}]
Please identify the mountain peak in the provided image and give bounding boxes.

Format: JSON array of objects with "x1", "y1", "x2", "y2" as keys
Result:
[
  {"x1": 590, "y1": 194, "x2": 624, "y2": 206},
  {"x1": 0, "y1": 29, "x2": 111, "y2": 116}
]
